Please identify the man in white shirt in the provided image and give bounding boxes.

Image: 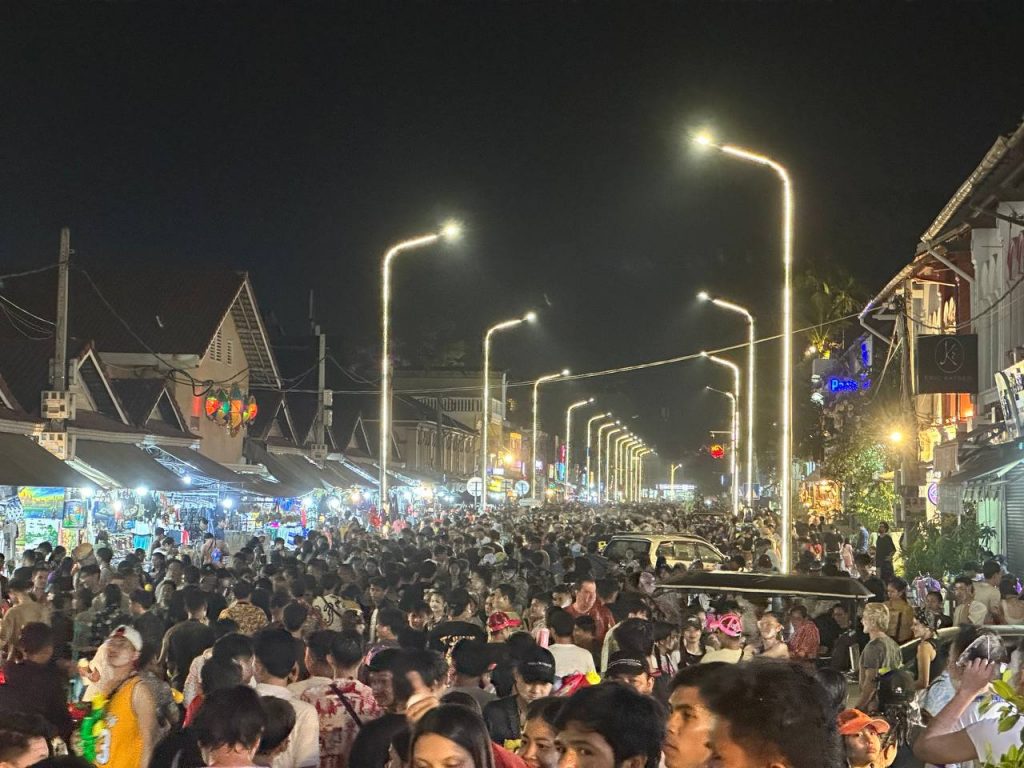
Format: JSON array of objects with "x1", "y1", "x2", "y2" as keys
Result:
[
  {"x1": 548, "y1": 609, "x2": 597, "y2": 678},
  {"x1": 952, "y1": 577, "x2": 990, "y2": 626},
  {"x1": 254, "y1": 628, "x2": 320, "y2": 768},
  {"x1": 287, "y1": 630, "x2": 336, "y2": 697},
  {"x1": 914, "y1": 627, "x2": 1015, "y2": 768}
]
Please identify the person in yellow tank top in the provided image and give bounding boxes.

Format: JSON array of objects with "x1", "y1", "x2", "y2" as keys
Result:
[{"x1": 90, "y1": 625, "x2": 158, "y2": 768}]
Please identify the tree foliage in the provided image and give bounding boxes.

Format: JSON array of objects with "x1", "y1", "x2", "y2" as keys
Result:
[
  {"x1": 901, "y1": 514, "x2": 996, "y2": 581},
  {"x1": 821, "y1": 425, "x2": 897, "y2": 529}
]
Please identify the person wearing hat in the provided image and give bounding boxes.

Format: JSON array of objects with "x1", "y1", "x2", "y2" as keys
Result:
[
  {"x1": 679, "y1": 615, "x2": 706, "y2": 668},
  {"x1": 483, "y1": 645, "x2": 556, "y2": 748},
  {"x1": 487, "y1": 611, "x2": 522, "y2": 644},
  {"x1": 449, "y1": 639, "x2": 497, "y2": 710},
  {"x1": 84, "y1": 625, "x2": 159, "y2": 768},
  {"x1": 837, "y1": 708, "x2": 897, "y2": 768},
  {"x1": 700, "y1": 613, "x2": 744, "y2": 664}
]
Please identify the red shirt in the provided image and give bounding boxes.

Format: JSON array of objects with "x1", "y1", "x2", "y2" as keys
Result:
[
  {"x1": 566, "y1": 599, "x2": 614, "y2": 643},
  {"x1": 493, "y1": 744, "x2": 528, "y2": 768},
  {"x1": 787, "y1": 620, "x2": 820, "y2": 661}
]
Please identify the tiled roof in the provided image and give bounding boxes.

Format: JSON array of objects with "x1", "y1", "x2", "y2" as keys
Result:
[
  {"x1": 110, "y1": 378, "x2": 167, "y2": 427},
  {"x1": 0, "y1": 265, "x2": 246, "y2": 358},
  {"x1": 0, "y1": 339, "x2": 57, "y2": 415}
]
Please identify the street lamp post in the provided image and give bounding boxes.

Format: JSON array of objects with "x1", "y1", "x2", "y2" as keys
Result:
[
  {"x1": 704, "y1": 352, "x2": 741, "y2": 517},
  {"x1": 564, "y1": 398, "x2": 595, "y2": 499},
  {"x1": 669, "y1": 463, "x2": 683, "y2": 499},
  {"x1": 585, "y1": 413, "x2": 610, "y2": 501},
  {"x1": 596, "y1": 421, "x2": 619, "y2": 504},
  {"x1": 629, "y1": 443, "x2": 643, "y2": 501},
  {"x1": 694, "y1": 132, "x2": 793, "y2": 572},
  {"x1": 707, "y1": 385, "x2": 738, "y2": 517},
  {"x1": 481, "y1": 311, "x2": 536, "y2": 513},
  {"x1": 621, "y1": 439, "x2": 638, "y2": 501},
  {"x1": 531, "y1": 369, "x2": 570, "y2": 502},
  {"x1": 613, "y1": 434, "x2": 632, "y2": 502},
  {"x1": 699, "y1": 293, "x2": 755, "y2": 509},
  {"x1": 638, "y1": 449, "x2": 653, "y2": 500},
  {"x1": 380, "y1": 222, "x2": 462, "y2": 508},
  {"x1": 603, "y1": 427, "x2": 623, "y2": 503}
]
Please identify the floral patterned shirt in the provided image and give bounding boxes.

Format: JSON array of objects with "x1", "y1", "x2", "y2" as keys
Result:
[{"x1": 300, "y1": 678, "x2": 382, "y2": 768}]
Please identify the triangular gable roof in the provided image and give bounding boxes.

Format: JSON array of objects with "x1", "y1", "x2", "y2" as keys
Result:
[
  {"x1": 110, "y1": 377, "x2": 190, "y2": 436},
  {"x1": 249, "y1": 388, "x2": 296, "y2": 444},
  {"x1": 0, "y1": 266, "x2": 281, "y2": 388}
]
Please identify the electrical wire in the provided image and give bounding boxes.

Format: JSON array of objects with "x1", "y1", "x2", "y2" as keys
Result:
[
  {"x1": 278, "y1": 310, "x2": 866, "y2": 395},
  {"x1": 0, "y1": 295, "x2": 55, "y2": 327},
  {"x1": 899, "y1": 269, "x2": 1024, "y2": 332},
  {"x1": 0, "y1": 264, "x2": 58, "y2": 281}
]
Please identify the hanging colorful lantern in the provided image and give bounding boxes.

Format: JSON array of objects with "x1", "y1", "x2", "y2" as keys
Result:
[
  {"x1": 204, "y1": 386, "x2": 258, "y2": 436},
  {"x1": 709, "y1": 444, "x2": 726, "y2": 460}
]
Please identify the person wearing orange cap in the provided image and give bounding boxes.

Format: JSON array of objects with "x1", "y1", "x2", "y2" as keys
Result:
[{"x1": 837, "y1": 709, "x2": 897, "y2": 768}]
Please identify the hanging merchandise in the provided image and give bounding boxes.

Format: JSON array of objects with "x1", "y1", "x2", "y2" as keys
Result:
[{"x1": 205, "y1": 385, "x2": 258, "y2": 436}]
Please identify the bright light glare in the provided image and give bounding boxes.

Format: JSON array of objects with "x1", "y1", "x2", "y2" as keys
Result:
[
  {"x1": 328, "y1": 496, "x2": 341, "y2": 511},
  {"x1": 524, "y1": 311, "x2": 538, "y2": 323},
  {"x1": 112, "y1": 499, "x2": 124, "y2": 513},
  {"x1": 697, "y1": 291, "x2": 710, "y2": 301},
  {"x1": 693, "y1": 130, "x2": 715, "y2": 147},
  {"x1": 135, "y1": 486, "x2": 148, "y2": 496},
  {"x1": 440, "y1": 220, "x2": 463, "y2": 241},
  {"x1": 80, "y1": 487, "x2": 94, "y2": 499},
  {"x1": 888, "y1": 430, "x2": 904, "y2": 444},
  {"x1": 587, "y1": 397, "x2": 595, "y2": 403},
  {"x1": 560, "y1": 369, "x2": 570, "y2": 376},
  {"x1": 221, "y1": 498, "x2": 234, "y2": 509},
  {"x1": 182, "y1": 474, "x2": 192, "y2": 485},
  {"x1": 700, "y1": 350, "x2": 709, "y2": 358}
]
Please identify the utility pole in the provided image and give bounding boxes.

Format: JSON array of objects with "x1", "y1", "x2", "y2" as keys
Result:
[
  {"x1": 52, "y1": 227, "x2": 70, "y2": 392},
  {"x1": 310, "y1": 291, "x2": 330, "y2": 469},
  {"x1": 895, "y1": 288, "x2": 917, "y2": 533}
]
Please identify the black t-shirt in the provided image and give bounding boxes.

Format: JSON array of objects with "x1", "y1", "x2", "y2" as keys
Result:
[
  {"x1": 680, "y1": 647, "x2": 705, "y2": 668},
  {"x1": 428, "y1": 621, "x2": 487, "y2": 655},
  {"x1": 164, "y1": 619, "x2": 216, "y2": 689}
]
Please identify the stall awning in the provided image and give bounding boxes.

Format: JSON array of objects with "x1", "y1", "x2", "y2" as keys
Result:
[
  {"x1": 946, "y1": 442, "x2": 1024, "y2": 485},
  {"x1": 74, "y1": 440, "x2": 189, "y2": 491},
  {"x1": 263, "y1": 453, "x2": 329, "y2": 495},
  {"x1": 0, "y1": 433, "x2": 97, "y2": 489},
  {"x1": 153, "y1": 445, "x2": 248, "y2": 486},
  {"x1": 324, "y1": 459, "x2": 378, "y2": 489}
]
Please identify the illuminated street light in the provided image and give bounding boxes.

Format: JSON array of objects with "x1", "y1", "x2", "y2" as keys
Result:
[
  {"x1": 532, "y1": 369, "x2": 570, "y2": 501},
  {"x1": 629, "y1": 442, "x2": 645, "y2": 501},
  {"x1": 888, "y1": 430, "x2": 904, "y2": 444},
  {"x1": 585, "y1": 413, "x2": 610, "y2": 501},
  {"x1": 669, "y1": 462, "x2": 683, "y2": 499},
  {"x1": 613, "y1": 434, "x2": 632, "y2": 502},
  {"x1": 596, "y1": 421, "x2": 619, "y2": 504},
  {"x1": 706, "y1": 382, "x2": 739, "y2": 517},
  {"x1": 621, "y1": 438, "x2": 639, "y2": 501},
  {"x1": 480, "y1": 311, "x2": 537, "y2": 513},
  {"x1": 698, "y1": 292, "x2": 756, "y2": 509},
  {"x1": 603, "y1": 426, "x2": 624, "y2": 503},
  {"x1": 565, "y1": 398, "x2": 595, "y2": 499},
  {"x1": 380, "y1": 223, "x2": 462, "y2": 507},
  {"x1": 637, "y1": 448, "x2": 653, "y2": 500},
  {"x1": 692, "y1": 131, "x2": 793, "y2": 573}
]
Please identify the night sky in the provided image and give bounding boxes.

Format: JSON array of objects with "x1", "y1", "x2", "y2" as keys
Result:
[{"x1": 3, "y1": 3, "x2": 1024, "y2": 484}]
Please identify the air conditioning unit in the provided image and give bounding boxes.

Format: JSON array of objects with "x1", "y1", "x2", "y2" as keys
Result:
[{"x1": 41, "y1": 391, "x2": 76, "y2": 421}]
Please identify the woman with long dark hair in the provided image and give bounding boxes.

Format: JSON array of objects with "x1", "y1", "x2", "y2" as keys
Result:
[{"x1": 411, "y1": 704, "x2": 496, "y2": 768}]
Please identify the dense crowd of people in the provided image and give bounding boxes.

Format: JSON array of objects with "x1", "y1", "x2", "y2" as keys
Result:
[{"x1": 0, "y1": 502, "x2": 1020, "y2": 768}]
